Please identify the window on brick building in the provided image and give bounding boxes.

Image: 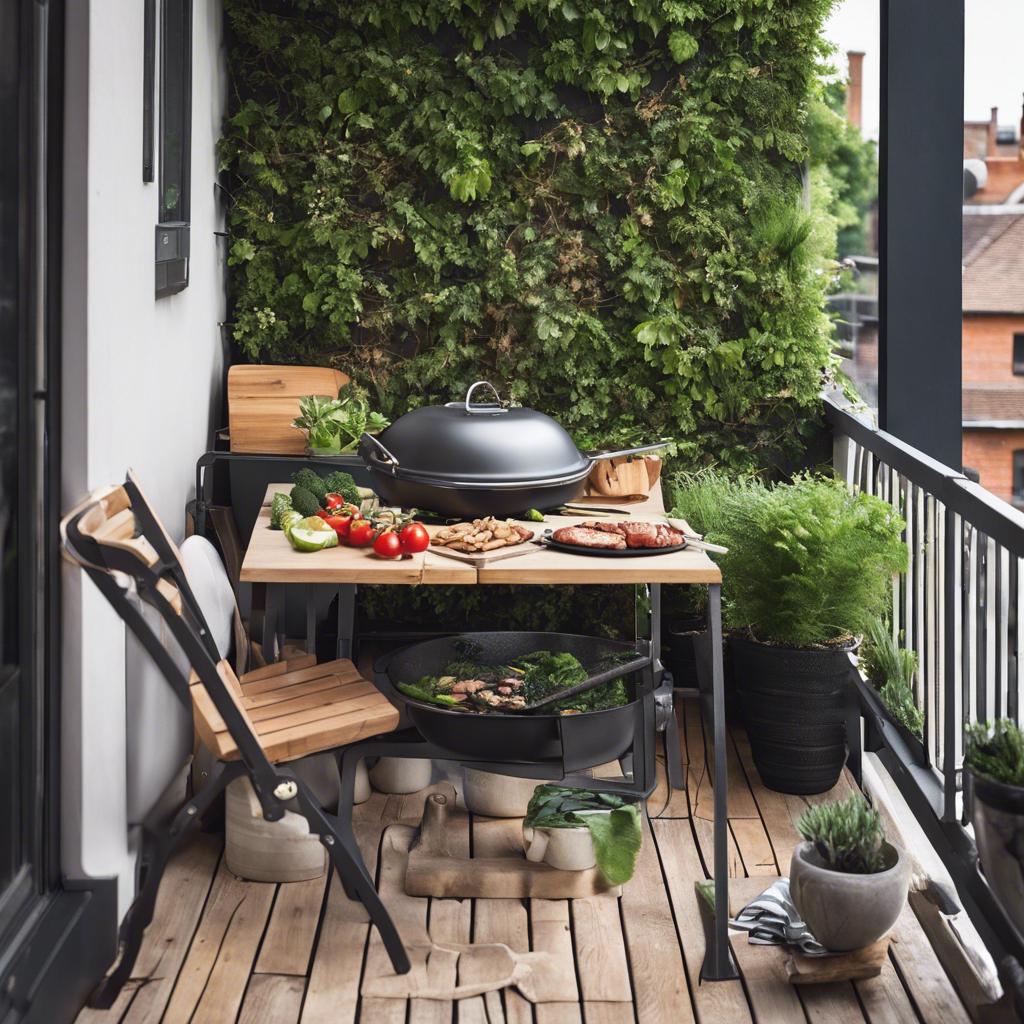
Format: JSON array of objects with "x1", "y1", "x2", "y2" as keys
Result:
[
  {"x1": 1015, "y1": 451, "x2": 1024, "y2": 503},
  {"x1": 1014, "y1": 334, "x2": 1024, "y2": 376}
]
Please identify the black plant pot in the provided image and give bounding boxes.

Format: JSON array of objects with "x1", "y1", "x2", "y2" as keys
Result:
[
  {"x1": 730, "y1": 634, "x2": 855, "y2": 795},
  {"x1": 664, "y1": 614, "x2": 706, "y2": 689},
  {"x1": 969, "y1": 768, "x2": 1024, "y2": 940}
]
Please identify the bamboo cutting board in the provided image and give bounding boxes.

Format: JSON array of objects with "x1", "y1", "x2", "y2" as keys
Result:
[
  {"x1": 429, "y1": 540, "x2": 542, "y2": 566},
  {"x1": 228, "y1": 364, "x2": 350, "y2": 454}
]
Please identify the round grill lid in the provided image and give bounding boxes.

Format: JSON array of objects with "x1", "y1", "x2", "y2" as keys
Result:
[{"x1": 360, "y1": 382, "x2": 592, "y2": 485}]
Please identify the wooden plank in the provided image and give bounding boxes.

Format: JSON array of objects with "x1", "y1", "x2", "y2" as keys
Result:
[
  {"x1": 254, "y1": 872, "x2": 329, "y2": 976},
  {"x1": 727, "y1": 879, "x2": 805, "y2": 1024},
  {"x1": 854, "y1": 957, "x2": 920, "y2": 1024},
  {"x1": 471, "y1": 817, "x2": 533, "y2": 1024},
  {"x1": 888, "y1": 904, "x2": 973, "y2": 1024},
  {"x1": 730, "y1": 817, "x2": 781, "y2": 876},
  {"x1": 76, "y1": 836, "x2": 223, "y2": 1024},
  {"x1": 650, "y1": 818, "x2": 753, "y2": 1024},
  {"x1": 238, "y1": 974, "x2": 305, "y2": 1024},
  {"x1": 619, "y1": 812, "x2": 695, "y2": 1024},
  {"x1": 162, "y1": 861, "x2": 275, "y2": 1024},
  {"x1": 241, "y1": 659, "x2": 366, "y2": 697},
  {"x1": 530, "y1": 900, "x2": 581, "y2": 1004},
  {"x1": 799, "y1": 982, "x2": 868, "y2": 1023},
  {"x1": 571, "y1": 897, "x2": 632, "y2": 1002},
  {"x1": 583, "y1": 1004, "x2": 634, "y2": 1024},
  {"x1": 692, "y1": 814, "x2": 745, "y2": 879}
]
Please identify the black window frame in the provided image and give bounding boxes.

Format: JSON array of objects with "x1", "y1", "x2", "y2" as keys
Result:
[
  {"x1": 154, "y1": 0, "x2": 192, "y2": 298},
  {"x1": 1014, "y1": 450, "x2": 1024, "y2": 502},
  {"x1": 1013, "y1": 333, "x2": 1024, "y2": 376}
]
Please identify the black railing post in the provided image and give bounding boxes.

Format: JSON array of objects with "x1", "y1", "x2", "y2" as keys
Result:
[{"x1": 942, "y1": 507, "x2": 959, "y2": 822}]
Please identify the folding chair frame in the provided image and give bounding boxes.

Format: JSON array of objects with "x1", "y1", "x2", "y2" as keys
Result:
[{"x1": 61, "y1": 473, "x2": 411, "y2": 1009}]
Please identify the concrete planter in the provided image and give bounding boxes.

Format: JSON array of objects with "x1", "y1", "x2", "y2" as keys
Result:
[
  {"x1": 369, "y1": 756, "x2": 433, "y2": 794},
  {"x1": 522, "y1": 823, "x2": 596, "y2": 872},
  {"x1": 462, "y1": 769, "x2": 541, "y2": 818},
  {"x1": 790, "y1": 840, "x2": 909, "y2": 951}
]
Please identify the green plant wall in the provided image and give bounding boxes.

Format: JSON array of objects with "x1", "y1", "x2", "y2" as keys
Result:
[{"x1": 222, "y1": 0, "x2": 839, "y2": 472}]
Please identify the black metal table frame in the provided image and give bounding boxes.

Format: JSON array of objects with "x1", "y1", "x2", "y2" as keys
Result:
[{"x1": 260, "y1": 574, "x2": 737, "y2": 982}]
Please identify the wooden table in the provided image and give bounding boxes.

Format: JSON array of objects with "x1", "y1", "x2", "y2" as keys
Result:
[{"x1": 239, "y1": 482, "x2": 735, "y2": 982}]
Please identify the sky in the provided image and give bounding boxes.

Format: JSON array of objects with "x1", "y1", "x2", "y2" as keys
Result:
[{"x1": 824, "y1": 0, "x2": 1024, "y2": 141}]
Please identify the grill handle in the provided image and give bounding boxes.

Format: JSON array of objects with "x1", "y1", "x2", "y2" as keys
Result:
[
  {"x1": 464, "y1": 380, "x2": 508, "y2": 415},
  {"x1": 360, "y1": 431, "x2": 401, "y2": 470}
]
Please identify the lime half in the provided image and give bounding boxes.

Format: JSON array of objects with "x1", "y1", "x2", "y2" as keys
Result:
[{"x1": 288, "y1": 516, "x2": 340, "y2": 553}]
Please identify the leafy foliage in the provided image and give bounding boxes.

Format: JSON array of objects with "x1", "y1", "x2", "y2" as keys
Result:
[
  {"x1": 712, "y1": 474, "x2": 907, "y2": 647},
  {"x1": 222, "y1": 0, "x2": 840, "y2": 471},
  {"x1": 966, "y1": 720, "x2": 1024, "y2": 787},
  {"x1": 860, "y1": 618, "x2": 923, "y2": 738},
  {"x1": 797, "y1": 794, "x2": 888, "y2": 874}
]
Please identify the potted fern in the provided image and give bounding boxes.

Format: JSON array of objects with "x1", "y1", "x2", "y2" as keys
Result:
[
  {"x1": 790, "y1": 794, "x2": 909, "y2": 950},
  {"x1": 860, "y1": 618, "x2": 925, "y2": 764},
  {"x1": 717, "y1": 475, "x2": 907, "y2": 794},
  {"x1": 965, "y1": 720, "x2": 1024, "y2": 938}
]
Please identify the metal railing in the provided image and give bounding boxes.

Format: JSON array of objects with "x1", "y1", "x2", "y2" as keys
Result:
[{"x1": 826, "y1": 391, "x2": 1024, "y2": 982}]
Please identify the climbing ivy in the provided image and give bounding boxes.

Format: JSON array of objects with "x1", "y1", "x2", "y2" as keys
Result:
[{"x1": 222, "y1": 0, "x2": 839, "y2": 471}]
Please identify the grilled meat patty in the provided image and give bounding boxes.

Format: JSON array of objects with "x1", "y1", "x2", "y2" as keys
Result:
[
  {"x1": 563, "y1": 521, "x2": 686, "y2": 549},
  {"x1": 551, "y1": 526, "x2": 627, "y2": 549}
]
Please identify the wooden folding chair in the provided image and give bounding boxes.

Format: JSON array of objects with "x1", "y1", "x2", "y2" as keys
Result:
[{"x1": 61, "y1": 471, "x2": 410, "y2": 1008}]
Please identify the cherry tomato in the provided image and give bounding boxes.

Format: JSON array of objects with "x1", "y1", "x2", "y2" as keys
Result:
[
  {"x1": 323, "y1": 492, "x2": 351, "y2": 512},
  {"x1": 373, "y1": 529, "x2": 403, "y2": 559},
  {"x1": 399, "y1": 522, "x2": 430, "y2": 554},
  {"x1": 347, "y1": 518, "x2": 375, "y2": 547},
  {"x1": 318, "y1": 511, "x2": 354, "y2": 540}
]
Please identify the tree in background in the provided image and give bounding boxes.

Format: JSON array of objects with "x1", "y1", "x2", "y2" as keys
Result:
[{"x1": 808, "y1": 80, "x2": 878, "y2": 259}]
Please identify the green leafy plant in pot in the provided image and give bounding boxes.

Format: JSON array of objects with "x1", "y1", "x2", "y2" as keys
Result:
[
  {"x1": 860, "y1": 617, "x2": 925, "y2": 761},
  {"x1": 965, "y1": 720, "x2": 1024, "y2": 939},
  {"x1": 790, "y1": 794, "x2": 909, "y2": 951},
  {"x1": 717, "y1": 475, "x2": 907, "y2": 794}
]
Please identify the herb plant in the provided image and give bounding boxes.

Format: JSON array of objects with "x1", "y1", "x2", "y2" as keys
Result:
[
  {"x1": 965, "y1": 720, "x2": 1024, "y2": 787},
  {"x1": 716, "y1": 475, "x2": 907, "y2": 648},
  {"x1": 861, "y1": 618, "x2": 923, "y2": 738},
  {"x1": 292, "y1": 386, "x2": 389, "y2": 454},
  {"x1": 221, "y1": 0, "x2": 839, "y2": 473},
  {"x1": 525, "y1": 785, "x2": 642, "y2": 885},
  {"x1": 797, "y1": 794, "x2": 888, "y2": 874}
]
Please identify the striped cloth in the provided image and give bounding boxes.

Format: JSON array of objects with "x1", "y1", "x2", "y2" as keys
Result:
[{"x1": 729, "y1": 877, "x2": 832, "y2": 956}]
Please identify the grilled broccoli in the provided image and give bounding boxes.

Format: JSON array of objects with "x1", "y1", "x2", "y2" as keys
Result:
[
  {"x1": 270, "y1": 492, "x2": 293, "y2": 530},
  {"x1": 323, "y1": 470, "x2": 361, "y2": 506},
  {"x1": 289, "y1": 484, "x2": 322, "y2": 518},
  {"x1": 292, "y1": 468, "x2": 328, "y2": 502}
]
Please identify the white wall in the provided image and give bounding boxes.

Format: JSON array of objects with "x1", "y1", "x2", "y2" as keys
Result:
[{"x1": 61, "y1": 0, "x2": 226, "y2": 913}]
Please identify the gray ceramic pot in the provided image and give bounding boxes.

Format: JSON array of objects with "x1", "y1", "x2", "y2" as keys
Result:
[
  {"x1": 969, "y1": 768, "x2": 1024, "y2": 938},
  {"x1": 789, "y1": 840, "x2": 909, "y2": 951}
]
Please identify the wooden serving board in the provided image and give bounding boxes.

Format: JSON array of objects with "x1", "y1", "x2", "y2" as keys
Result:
[
  {"x1": 784, "y1": 937, "x2": 890, "y2": 985},
  {"x1": 228, "y1": 364, "x2": 349, "y2": 454},
  {"x1": 404, "y1": 786, "x2": 620, "y2": 899},
  {"x1": 428, "y1": 541, "x2": 542, "y2": 566}
]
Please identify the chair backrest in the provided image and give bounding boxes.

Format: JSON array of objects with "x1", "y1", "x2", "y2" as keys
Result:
[
  {"x1": 61, "y1": 471, "x2": 286, "y2": 821},
  {"x1": 124, "y1": 535, "x2": 239, "y2": 825}
]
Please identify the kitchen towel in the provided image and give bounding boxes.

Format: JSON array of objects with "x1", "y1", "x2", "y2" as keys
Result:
[{"x1": 729, "y1": 877, "x2": 832, "y2": 956}]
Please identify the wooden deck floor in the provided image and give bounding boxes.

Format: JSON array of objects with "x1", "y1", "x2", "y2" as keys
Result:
[{"x1": 77, "y1": 698, "x2": 974, "y2": 1024}]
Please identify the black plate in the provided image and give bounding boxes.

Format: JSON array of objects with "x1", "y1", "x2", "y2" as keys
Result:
[{"x1": 541, "y1": 530, "x2": 687, "y2": 557}]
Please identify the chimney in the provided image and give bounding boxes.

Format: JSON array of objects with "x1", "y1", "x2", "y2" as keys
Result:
[
  {"x1": 987, "y1": 106, "x2": 998, "y2": 157},
  {"x1": 846, "y1": 51, "x2": 865, "y2": 131}
]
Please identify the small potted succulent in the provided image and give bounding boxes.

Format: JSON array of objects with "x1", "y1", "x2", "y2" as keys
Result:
[
  {"x1": 717, "y1": 475, "x2": 907, "y2": 794},
  {"x1": 965, "y1": 720, "x2": 1024, "y2": 938},
  {"x1": 860, "y1": 617, "x2": 926, "y2": 764},
  {"x1": 790, "y1": 794, "x2": 909, "y2": 951}
]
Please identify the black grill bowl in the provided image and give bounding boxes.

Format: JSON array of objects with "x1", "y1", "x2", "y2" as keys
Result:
[{"x1": 378, "y1": 632, "x2": 646, "y2": 769}]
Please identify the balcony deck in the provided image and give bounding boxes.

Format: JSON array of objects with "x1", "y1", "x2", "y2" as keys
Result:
[{"x1": 76, "y1": 696, "x2": 976, "y2": 1024}]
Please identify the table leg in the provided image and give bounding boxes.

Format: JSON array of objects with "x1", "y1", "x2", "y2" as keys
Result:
[
  {"x1": 701, "y1": 582, "x2": 739, "y2": 981},
  {"x1": 336, "y1": 584, "x2": 356, "y2": 661},
  {"x1": 262, "y1": 583, "x2": 283, "y2": 663},
  {"x1": 305, "y1": 590, "x2": 318, "y2": 656}
]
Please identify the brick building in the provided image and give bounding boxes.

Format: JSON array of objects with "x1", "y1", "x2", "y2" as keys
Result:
[
  {"x1": 962, "y1": 212, "x2": 1024, "y2": 503},
  {"x1": 961, "y1": 102, "x2": 1024, "y2": 505}
]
